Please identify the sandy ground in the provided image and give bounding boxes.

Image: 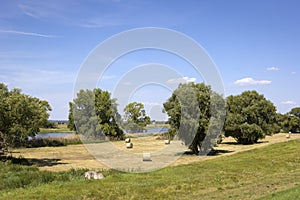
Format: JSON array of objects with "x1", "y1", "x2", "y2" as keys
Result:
[{"x1": 11, "y1": 133, "x2": 300, "y2": 172}]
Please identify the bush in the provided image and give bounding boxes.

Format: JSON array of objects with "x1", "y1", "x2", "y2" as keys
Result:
[
  {"x1": 24, "y1": 135, "x2": 82, "y2": 148},
  {"x1": 224, "y1": 91, "x2": 279, "y2": 144}
]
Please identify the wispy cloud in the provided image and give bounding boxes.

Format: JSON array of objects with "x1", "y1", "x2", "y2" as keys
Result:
[
  {"x1": 0, "y1": 29, "x2": 59, "y2": 38},
  {"x1": 267, "y1": 67, "x2": 280, "y2": 71},
  {"x1": 1, "y1": 69, "x2": 76, "y2": 91},
  {"x1": 78, "y1": 17, "x2": 124, "y2": 28},
  {"x1": 18, "y1": 2, "x2": 64, "y2": 20},
  {"x1": 18, "y1": 3, "x2": 41, "y2": 19},
  {"x1": 167, "y1": 77, "x2": 196, "y2": 84},
  {"x1": 281, "y1": 101, "x2": 296, "y2": 105},
  {"x1": 18, "y1": 1, "x2": 125, "y2": 28},
  {"x1": 234, "y1": 77, "x2": 271, "y2": 86},
  {"x1": 18, "y1": 1, "x2": 186, "y2": 28}
]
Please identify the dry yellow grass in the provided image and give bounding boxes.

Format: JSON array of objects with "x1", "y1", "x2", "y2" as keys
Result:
[{"x1": 11, "y1": 133, "x2": 300, "y2": 171}]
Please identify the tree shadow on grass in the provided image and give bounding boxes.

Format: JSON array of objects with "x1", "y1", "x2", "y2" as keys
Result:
[
  {"x1": 221, "y1": 141, "x2": 269, "y2": 145},
  {"x1": 1, "y1": 156, "x2": 68, "y2": 167},
  {"x1": 182, "y1": 149, "x2": 233, "y2": 156},
  {"x1": 207, "y1": 149, "x2": 234, "y2": 156}
]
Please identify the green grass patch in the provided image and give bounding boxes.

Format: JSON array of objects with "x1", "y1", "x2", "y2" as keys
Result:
[
  {"x1": 0, "y1": 157, "x2": 87, "y2": 190},
  {"x1": 39, "y1": 124, "x2": 72, "y2": 133},
  {"x1": 258, "y1": 184, "x2": 300, "y2": 200},
  {"x1": 39, "y1": 128, "x2": 72, "y2": 133},
  {"x1": 1, "y1": 139, "x2": 300, "y2": 199}
]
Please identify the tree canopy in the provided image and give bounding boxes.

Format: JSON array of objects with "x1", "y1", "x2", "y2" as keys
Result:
[
  {"x1": 279, "y1": 107, "x2": 300, "y2": 133},
  {"x1": 0, "y1": 83, "x2": 51, "y2": 149},
  {"x1": 163, "y1": 82, "x2": 225, "y2": 154},
  {"x1": 289, "y1": 107, "x2": 300, "y2": 118},
  {"x1": 67, "y1": 102, "x2": 76, "y2": 131},
  {"x1": 224, "y1": 90, "x2": 279, "y2": 144},
  {"x1": 70, "y1": 88, "x2": 123, "y2": 140},
  {"x1": 123, "y1": 102, "x2": 150, "y2": 133}
]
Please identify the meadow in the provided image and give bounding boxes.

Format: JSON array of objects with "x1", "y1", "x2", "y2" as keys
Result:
[
  {"x1": 0, "y1": 134, "x2": 299, "y2": 199},
  {"x1": 39, "y1": 123, "x2": 73, "y2": 133}
]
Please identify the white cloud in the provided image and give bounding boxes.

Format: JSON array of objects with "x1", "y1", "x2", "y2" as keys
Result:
[
  {"x1": 100, "y1": 75, "x2": 116, "y2": 80},
  {"x1": 167, "y1": 77, "x2": 196, "y2": 84},
  {"x1": 267, "y1": 67, "x2": 280, "y2": 71},
  {"x1": 281, "y1": 101, "x2": 296, "y2": 105},
  {"x1": 234, "y1": 77, "x2": 271, "y2": 86},
  {"x1": 143, "y1": 102, "x2": 161, "y2": 106},
  {"x1": 122, "y1": 81, "x2": 132, "y2": 86},
  {"x1": 0, "y1": 29, "x2": 59, "y2": 38}
]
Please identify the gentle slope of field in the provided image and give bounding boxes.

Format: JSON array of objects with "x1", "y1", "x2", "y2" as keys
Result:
[
  {"x1": 11, "y1": 133, "x2": 300, "y2": 171},
  {"x1": 0, "y1": 136, "x2": 299, "y2": 199},
  {"x1": 258, "y1": 184, "x2": 300, "y2": 200}
]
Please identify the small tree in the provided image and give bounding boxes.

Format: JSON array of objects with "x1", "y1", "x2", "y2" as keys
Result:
[
  {"x1": 123, "y1": 102, "x2": 150, "y2": 133},
  {"x1": 224, "y1": 90, "x2": 279, "y2": 144}
]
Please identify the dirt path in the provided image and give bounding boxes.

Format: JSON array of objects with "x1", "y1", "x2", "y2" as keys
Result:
[{"x1": 11, "y1": 133, "x2": 300, "y2": 171}]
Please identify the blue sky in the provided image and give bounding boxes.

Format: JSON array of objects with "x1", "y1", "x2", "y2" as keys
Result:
[{"x1": 0, "y1": 0, "x2": 299, "y2": 120}]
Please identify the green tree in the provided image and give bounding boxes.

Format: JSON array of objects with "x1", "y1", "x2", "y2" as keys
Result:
[
  {"x1": 70, "y1": 88, "x2": 123, "y2": 139},
  {"x1": 123, "y1": 102, "x2": 150, "y2": 132},
  {"x1": 288, "y1": 107, "x2": 300, "y2": 132},
  {"x1": 163, "y1": 82, "x2": 225, "y2": 154},
  {"x1": 0, "y1": 83, "x2": 51, "y2": 149},
  {"x1": 290, "y1": 107, "x2": 300, "y2": 118},
  {"x1": 94, "y1": 89, "x2": 123, "y2": 138},
  {"x1": 279, "y1": 107, "x2": 300, "y2": 133},
  {"x1": 0, "y1": 83, "x2": 10, "y2": 150},
  {"x1": 276, "y1": 113, "x2": 286, "y2": 132},
  {"x1": 224, "y1": 90, "x2": 279, "y2": 144},
  {"x1": 67, "y1": 102, "x2": 76, "y2": 131}
]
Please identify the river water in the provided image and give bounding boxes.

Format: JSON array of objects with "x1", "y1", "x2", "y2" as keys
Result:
[{"x1": 36, "y1": 128, "x2": 168, "y2": 138}]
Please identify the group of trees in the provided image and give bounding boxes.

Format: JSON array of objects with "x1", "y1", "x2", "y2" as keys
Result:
[
  {"x1": 0, "y1": 83, "x2": 51, "y2": 149},
  {"x1": 164, "y1": 83, "x2": 299, "y2": 154},
  {"x1": 68, "y1": 82, "x2": 297, "y2": 155},
  {"x1": 2, "y1": 81, "x2": 300, "y2": 155},
  {"x1": 277, "y1": 107, "x2": 300, "y2": 133},
  {"x1": 68, "y1": 89, "x2": 151, "y2": 139}
]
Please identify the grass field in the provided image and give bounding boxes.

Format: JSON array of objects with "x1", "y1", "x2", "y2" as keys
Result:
[
  {"x1": 10, "y1": 133, "x2": 300, "y2": 171},
  {"x1": 258, "y1": 184, "x2": 300, "y2": 200},
  {"x1": 39, "y1": 124, "x2": 72, "y2": 133},
  {"x1": 0, "y1": 137, "x2": 299, "y2": 199}
]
